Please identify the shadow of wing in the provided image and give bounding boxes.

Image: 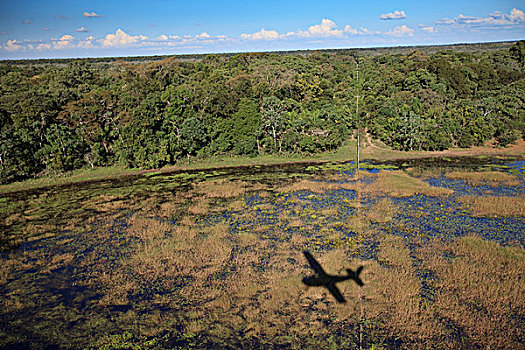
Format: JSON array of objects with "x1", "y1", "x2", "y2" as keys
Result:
[
  {"x1": 304, "y1": 251, "x2": 326, "y2": 276},
  {"x1": 327, "y1": 283, "x2": 346, "y2": 303}
]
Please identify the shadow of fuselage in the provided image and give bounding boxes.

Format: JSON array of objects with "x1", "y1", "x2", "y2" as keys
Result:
[{"x1": 302, "y1": 251, "x2": 363, "y2": 303}]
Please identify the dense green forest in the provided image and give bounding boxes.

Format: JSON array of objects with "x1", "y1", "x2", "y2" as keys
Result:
[{"x1": 1, "y1": 41, "x2": 524, "y2": 184}]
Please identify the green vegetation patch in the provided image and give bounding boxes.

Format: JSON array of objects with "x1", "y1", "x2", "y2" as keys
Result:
[
  {"x1": 365, "y1": 170, "x2": 454, "y2": 197},
  {"x1": 446, "y1": 170, "x2": 521, "y2": 187}
]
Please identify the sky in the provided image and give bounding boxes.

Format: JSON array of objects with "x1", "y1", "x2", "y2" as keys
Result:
[{"x1": 0, "y1": 0, "x2": 524, "y2": 59}]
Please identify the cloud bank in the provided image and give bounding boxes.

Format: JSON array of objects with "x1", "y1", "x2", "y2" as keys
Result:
[
  {"x1": 380, "y1": 11, "x2": 407, "y2": 20},
  {"x1": 436, "y1": 8, "x2": 525, "y2": 27},
  {"x1": 84, "y1": 12, "x2": 103, "y2": 18}
]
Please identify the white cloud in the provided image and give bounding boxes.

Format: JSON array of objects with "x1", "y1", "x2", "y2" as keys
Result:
[
  {"x1": 385, "y1": 25, "x2": 414, "y2": 37},
  {"x1": 75, "y1": 27, "x2": 89, "y2": 33},
  {"x1": 380, "y1": 10, "x2": 407, "y2": 20},
  {"x1": 196, "y1": 32, "x2": 211, "y2": 39},
  {"x1": 78, "y1": 37, "x2": 94, "y2": 48},
  {"x1": 344, "y1": 25, "x2": 379, "y2": 35},
  {"x1": 22, "y1": 20, "x2": 32, "y2": 24},
  {"x1": 241, "y1": 28, "x2": 279, "y2": 41},
  {"x1": 293, "y1": 19, "x2": 344, "y2": 38},
  {"x1": 436, "y1": 8, "x2": 525, "y2": 27},
  {"x1": 36, "y1": 43, "x2": 51, "y2": 50},
  {"x1": 510, "y1": 8, "x2": 525, "y2": 21},
  {"x1": 420, "y1": 25, "x2": 437, "y2": 33},
  {"x1": 344, "y1": 25, "x2": 360, "y2": 35},
  {"x1": 83, "y1": 11, "x2": 103, "y2": 18},
  {"x1": 54, "y1": 34, "x2": 74, "y2": 49},
  {"x1": 360, "y1": 27, "x2": 380, "y2": 35},
  {"x1": 101, "y1": 29, "x2": 147, "y2": 48},
  {"x1": 4, "y1": 40, "x2": 22, "y2": 52},
  {"x1": 156, "y1": 34, "x2": 169, "y2": 41}
]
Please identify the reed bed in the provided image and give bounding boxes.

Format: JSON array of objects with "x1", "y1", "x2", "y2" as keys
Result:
[
  {"x1": 421, "y1": 236, "x2": 525, "y2": 348},
  {"x1": 458, "y1": 195, "x2": 525, "y2": 217},
  {"x1": 365, "y1": 170, "x2": 453, "y2": 197},
  {"x1": 446, "y1": 170, "x2": 521, "y2": 187},
  {"x1": 277, "y1": 179, "x2": 357, "y2": 193}
]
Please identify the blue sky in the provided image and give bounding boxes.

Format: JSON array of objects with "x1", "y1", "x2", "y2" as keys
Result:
[{"x1": 1, "y1": 0, "x2": 524, "y2": 59}]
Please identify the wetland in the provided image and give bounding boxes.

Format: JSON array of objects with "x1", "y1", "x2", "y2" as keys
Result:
[{"x1": 1, "y1": 156, "x2": 524, "y2": 349}]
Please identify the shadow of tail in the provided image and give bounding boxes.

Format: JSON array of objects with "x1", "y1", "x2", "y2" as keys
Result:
[{"x1": 347, "y1": 266, "x2": 364, "y2": 286}]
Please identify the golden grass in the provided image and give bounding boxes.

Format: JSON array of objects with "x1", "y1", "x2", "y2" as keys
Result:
[
  {"x1": 422, "y1": 236, "x2": 525, "y2": 348},
  {"x1": 226, "y1": 199, "x2": 245, "y2": 211},
  {"x1": 446, "y1": 170, "x2": 521, "y2": 186},
  {"x1": 277, "y1": 179, "x2": 357, "y2": 193},
  {"x1": 0, "y1": 258, "x2": 30, "y2": 285},
  {"x1": 187, "y1": 199, "x2": 210, "y2": 215},
  {"x1": 82, "y1": 191, "x2": 523, "y2": 349},
  {"x1": 363, "y1": 235, "x2": 446, "y2": 342},
  {"x1": 158, "y1": 196, "x2": 184, "y2": 217},
  {"x1": 365, "y1": 170, "x2": 453, "y2": 197},
  {"x1": 41, "y1": 253, "x2": 75, "y2": 274},
  {"x1": 1, "y1": 291, "x2": 25, "y2": 313},
  {"x1": 344, "y1": 213, "x2": 370, "y2": 233},
  {"x1": 458, "y1": 195, "x2": 525, "y2": 217},
  {"x1": 193, "y1": 179, "x2": 250, "y2": 198},
  {"x1": 128, "y1": 215, "x2": 171, "y2": 241},
  {"x1": 366, "y1": 198, "x2": 398, "y2": 223}
]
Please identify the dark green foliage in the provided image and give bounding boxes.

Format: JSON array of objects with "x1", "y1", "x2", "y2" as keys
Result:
[{"x1": 0, "y1": 42, "x2": 524, "y2": 183}]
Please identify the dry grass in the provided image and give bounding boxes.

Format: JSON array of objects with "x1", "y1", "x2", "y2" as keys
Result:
[
  {"x1": 458, "y1": 195, "x2": 525, "y2": 217},
  {"x1": 0, "y1": 257, "x2": 33, "y2": 285},
  {"x1": 158, "y1": 196, "x2": 185, "y2": 217},
  {"x1": 187, "y1": 199, "x2": 210, "y2": 215},
  {"x1": 128, "y1": 215, "x2": 171, "y2": 241},
  {"x1": 82, "y1": 190, "x2": 523, "y2": 348},
  {"x1": 366, "y1": 198, "x2": 398, "y2": 223},
  {"x1": 1, "y1": 291, "x2": 25, "y2": 313},
  {"x1": 365, "y1": 170, "x2": 453, "y2": 197},
  {"x1": 446, "y1": 170, "x2": 521, "y2": 187},
  {"x1": 193, "y1": 179, "x2": 252, "y2": 198},
  {"x1": 421, "y1": 236, "x2": 525, "y2": 348},
  {"x1": 41, "y1": 253, "x2": 75, "y2": 273},
  {"x1": 364, "y1": 235, "x2": 446, "y2": 343},
  {"x1": 277, "y1": 179, "x2": 357, "y2": 193},
  {"x1": 344, "y1": 213, "x2": 370, "y2": 233}
]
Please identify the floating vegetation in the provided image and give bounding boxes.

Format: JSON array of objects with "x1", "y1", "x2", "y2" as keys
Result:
[
  {"x1": 458, "y1": 195, "x2": 525, "y2": 217},
  {"x1": 445, "y1": 170, "x2": 521, "y2": 187},
  {"x1": 0, "y1": 157, "x2": 524, "y2": 349},
  {"x1": 366, "y1": 170, "x2": 454, "y2": 197},
  {"x1": 306, "y1": 161, "x2": 398, "y2": 173}
]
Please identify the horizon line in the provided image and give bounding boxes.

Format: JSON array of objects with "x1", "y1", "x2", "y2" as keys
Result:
[{"x1": 0, "y1": 39, "x2": 521, "y2": 62}]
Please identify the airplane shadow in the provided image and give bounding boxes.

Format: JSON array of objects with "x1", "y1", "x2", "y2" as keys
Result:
[{"x1": 302, "y1": 250, "x2": 364, "y2": 303}]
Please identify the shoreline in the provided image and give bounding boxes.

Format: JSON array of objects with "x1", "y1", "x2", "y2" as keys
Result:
[{"x1": 1, "y1": 138, "x2": 525, "y2": 195}]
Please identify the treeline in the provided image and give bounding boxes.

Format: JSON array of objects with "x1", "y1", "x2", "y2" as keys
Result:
[{"x1": 1, "y1": 41, "x2": 524, "y2": 183}]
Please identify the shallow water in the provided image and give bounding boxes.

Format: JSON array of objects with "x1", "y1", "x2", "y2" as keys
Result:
[{"x1": 1, "y1": 156, "x2": 524, "y2": 349}]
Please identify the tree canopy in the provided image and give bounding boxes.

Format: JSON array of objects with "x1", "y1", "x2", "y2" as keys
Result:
[{"x1": 1, "y1": 41, "x2": 524, "y2": 183}]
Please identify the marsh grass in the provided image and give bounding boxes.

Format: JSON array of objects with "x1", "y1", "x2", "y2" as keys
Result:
[
  {"x1": 446, "y1": 170, "x2": 522, "y2": 186},
  {"x1": 277, "y1": 179, "x2": 357, "y2": 193},
  {"x1": 365, "y1": 170, "x2": 453, "y2": 197},
  {"x1": 364, "y1": 235, "x2": 447, "y2": 344},
  {"x1": 2, "y1": 159, "x2": 525, "y2": 349},
  {"x1": 419, "y1": 236, "x2": 525, "y2": 348},
  {"x1": 187, "y1": 199, "x2": 210, "y2": 215},
  {"x1": 458, "y1": 195, "x2": 525, "y2": 217},
  {"x1": 366, "y1": 198, "x2": 398, "y2": 223},
  {"x1": 194, "y1": 179, "x2": 258, "y2": 198}
]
